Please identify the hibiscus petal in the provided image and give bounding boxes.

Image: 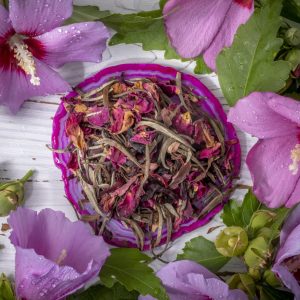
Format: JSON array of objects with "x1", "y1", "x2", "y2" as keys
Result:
[
  {"x1": 15, "y1": 248, "x2": 98, "y2": 300},
  {"x1": 275, "y1": 223, "x2": 300, "y2": 264},
  {"x1": 272, "y1": 264, "x2": 300, "y2": 300},
  {"x1": 154, "y1": 261, "x2": 208, "y2": 299},
  {"x1": 280, "y1": 204, "x2": 300, "y2": 245},
  {"x1": 0, "y1": 59, "x2": 70, "y2": 112},
  {"x1": 139, "y1": 260, "x2": 246, "y2": 300},
  {"x1": 268, "y1": 95, "x2": 300, "y2": 125},
  {"x1": 204, "y1": 0, "x2": 254, "y2": 70},
  {"x1": 163, "y1": 0, "x2": 231, "y2": 59},
  {"x1": 228, "y1": 92, "x2": 299, "y2": 139},
  {"x1": 286, "y1": 181, "x2": 300, "y2": 208},
  {"x1": 36, "y1": 22, "x2": 109, "y2": 68},
  {"x1": 0, "y1": 5, "x2": 13, "y2": 39},
  {"x1": 8, "y1": 207, "x2": 110, "y2": 300},
  {"x1": 186, "y1": 274, "x2": 229, "y2": 299},
  {"x1": 186, "y1": 274, "x2": 246, "y2": 300},
  {"x1": 246, "y1": 136, "x2": 300, "y2": 208},
  {"x1": 9, "y1": 0, "x2": 73, "y2": 36}
]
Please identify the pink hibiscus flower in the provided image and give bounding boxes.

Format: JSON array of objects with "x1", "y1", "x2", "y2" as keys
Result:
[
  {"x1": 228, "y1": 92, "x2": 300, "y2": 208},
  {"x1": 0, "y1": 0, "x2": 109, "y2": 112},
  {"x1": 163, "y1": 0, "x2": 254, "y2": 70}
]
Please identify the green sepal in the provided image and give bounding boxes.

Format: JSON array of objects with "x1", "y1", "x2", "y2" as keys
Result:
[
  {"x1": 244, "y1": 237, "x2": 270, "y2": 269},
  {"x1": 227, "y1": 273, "x2": 256, "y2": 298},
  {"x1": 248, "y1": 210, "x2": 276, "y2": 232},
  {"x1": 215, "y1": 226, "x2": 248, "y2": 257},
  {"x1": 0, "y1": 274, "x2": 15, "y2": 300}
]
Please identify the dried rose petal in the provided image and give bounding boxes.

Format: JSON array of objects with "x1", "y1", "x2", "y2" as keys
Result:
[
  {"x1": 86, "y1": 106, "x2": 109, "y2": 127},
  {"x1": 199, "y1": 143, "x2": 221, "y2": 159},
  {"x1": 130, "y1": 131, "x2": 156, "y2": 145},
  {"x1": 66, "y1": 114, "x2": 86, "y2": 150},
  {"x1": 67, "y1": 152, "x2": 79, "y2": 172},
  {"x1": 107, "y1": 147, "x2": 127, "y2": 168},
  {"x1": 117, "y1": 183, "x2": 140, "y2": 217},
  {"x1": 173, "y1": 111, "x2": 194, "y2": 136},
  {"x1": 158, "y1": 81, "x2": 179, "y2": 96},
  {"x1": 110, "y1": 108, "x2": 135, "y2": 134}
]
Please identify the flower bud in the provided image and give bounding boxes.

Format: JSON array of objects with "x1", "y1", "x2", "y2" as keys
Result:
[
  {"x1": 0, "y1": 273, "x2": 14, "y2": 299},
  {"x1": 244, "y1": 237, "x2": 270, "y2": 269},
  {"x1": 256, "y1": 227, "x2": 273, "y2": 240},
  {"x1": 215, "y1": 226, "x2": 248, "y2": 257},
  {"x1": 227, "y1": 273, "x2": 256, "y2": 297},
  {"x1": 0, "y1": 170, "x2": 33, "y2": 217},
  {"x1": 285, "y1": 28, "x2": 300, "y2": 46},
  {"x1": 263, "y1": 269, "x2": 281, "y2": 287},
  {"x1": 249, "y1": 210, "x2": 276, "y2": 231},
  {"x1": 286, "y1": 49, "x2": 300, "y2": 71},
  {"x1": 249, "y1": 267, "x2": 261, "y2": 281}
]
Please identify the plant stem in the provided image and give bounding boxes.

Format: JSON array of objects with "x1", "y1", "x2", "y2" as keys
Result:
[{"x1": 20, "y1": 170, "x2": 34, "y2": 183}]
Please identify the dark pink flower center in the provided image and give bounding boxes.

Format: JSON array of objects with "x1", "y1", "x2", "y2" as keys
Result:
[
  {"x1": 285, "y1": 255, "x2": 300, "y2": 282},
  {"x1": 0, "y1": 33, "x2": 46, "y2": 72},
  {"x1": 234, "y1": 0, "x2": 253, "y2": 9}
]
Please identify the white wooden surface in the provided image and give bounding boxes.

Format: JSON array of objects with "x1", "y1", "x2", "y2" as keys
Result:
[{"x1": 0, "y1": 0, "x2": 256, "y2": 277}]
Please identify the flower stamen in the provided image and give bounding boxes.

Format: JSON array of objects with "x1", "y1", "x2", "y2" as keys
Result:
[
  {"x1": 289, "y1": 144, "x2": 300, "y2": 175},
  {"x1": 9, "y1": 35, "x2": 40, "y2": 86},
  {"x1": 55, "y1": 249, "x2": 67, "y2": 266}
]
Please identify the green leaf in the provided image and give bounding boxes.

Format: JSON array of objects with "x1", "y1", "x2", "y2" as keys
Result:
[
  {"x1": 68, "y1": 283, "x2": 138, "y2": 300},
  {"x1": 258, "y1": 284, "x2": 294, "y2": 300},
  {"x1": 217, "y1": 0, "x2": 291, "y2": 106},
  {"x1": 65, "y1": 5, "x2": 111, "y2": 25},
  {"x1": 267, "y1": 207, "x2": 290, "y2": 242},
  {"x1": 221, "y1": 189, "x2": 260, "y2": 227},
  {"x1": 282, "y1": 0, "x2": 300, "y2": 23},
  {"x1": 240, "y1": 190, "x2": 261, "y2": 226},
  {"x1": 100, "y1": 248, "x2": 168, "y2": 300},
  {"x1": 0, "y1": 274, "x2": 15, "y2": 300},
  {"x1": 221, "y1": 200, "x2": 244, "y2": 227},
  {"x1": 177, "y1": 236, "x2": 230, "y2": 272},
  {"x1": 159, "y1": 0, "x2": 168, "y2": 9},
  {"x1": 194, "y1": 57, "x2": 213, "y2": 74},
  {"x1": 101, "y1": 11, "x2": 181, "y2": 61}
]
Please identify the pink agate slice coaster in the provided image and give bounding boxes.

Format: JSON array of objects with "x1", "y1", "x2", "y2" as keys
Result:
[{"x1": 52, "y1": 63, "x2": 241, "y2": 249}]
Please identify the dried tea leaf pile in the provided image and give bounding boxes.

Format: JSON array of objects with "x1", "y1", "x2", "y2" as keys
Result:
[{"x1": 63, "y1": 73, "x2": 238, "y2": 249}]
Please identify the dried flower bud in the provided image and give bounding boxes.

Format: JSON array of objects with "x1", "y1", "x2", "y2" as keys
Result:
[
  {"x1": 249, "y1": 210, "x2": 276, "y2": 231},
  {"x1": 285, "y1": 28, "x2": 300, "y2": 46},
  {"x1": 286, "y1": 49, "x2": 300, "y2": 71},
  {"x1": 215, "y1": 226, "x2": 248, "y2": 257},
  {"x1": 263, "y1": 269, "x2": 281, "y2": 287},
  {"x1": 0, "y1": 170, "x2": 33, "y2": 217}
]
